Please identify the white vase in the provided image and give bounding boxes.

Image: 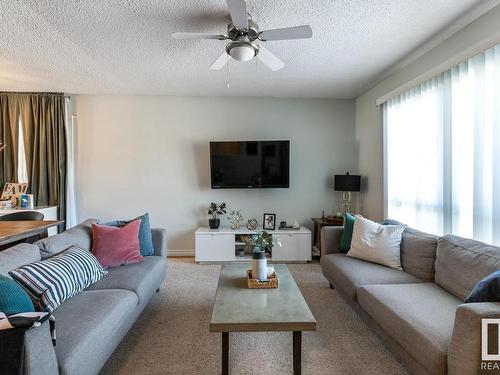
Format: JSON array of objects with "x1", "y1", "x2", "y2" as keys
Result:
[{"x1": 252, "y1": 251, "x2": 268, "y2": 281}]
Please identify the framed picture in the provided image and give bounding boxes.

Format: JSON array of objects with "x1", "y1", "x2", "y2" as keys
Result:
[
  {"x1": 263, "y1": 213, "x2": 276, "y2": 230},
  {"x1": 1, "y1": 182, "x2": 28, "y2": 200}
]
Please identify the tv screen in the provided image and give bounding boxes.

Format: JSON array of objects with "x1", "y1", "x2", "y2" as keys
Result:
[{"x1": 210, "y1": 141, "x2": 290, "y2": 189}]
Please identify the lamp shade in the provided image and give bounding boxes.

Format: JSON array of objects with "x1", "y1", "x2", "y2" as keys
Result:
[
  {"x1": 228, "y1": 45, "x2": 256, "y2": 62},
  {"x1": 334, "y1": 173, "x2": 361, "y2": 192}
]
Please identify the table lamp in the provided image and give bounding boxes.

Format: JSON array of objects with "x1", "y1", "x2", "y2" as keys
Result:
[{"x1": 334, "y1": 172, "x2": 361, "y2": 213}]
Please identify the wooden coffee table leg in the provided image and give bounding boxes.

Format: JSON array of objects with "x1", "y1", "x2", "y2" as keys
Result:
[
  {"x1": 222, "y1": 332, "x2": 229, "y2": 375},
  {"x1": 293, "y1": 331, "x2": 302, "y2": 374}
]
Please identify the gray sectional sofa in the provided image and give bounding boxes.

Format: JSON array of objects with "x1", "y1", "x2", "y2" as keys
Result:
[
  {"x1": 0, "y1": 219, "x2": 167, "y2": 375},
  {"x1": 320, "y1": 223, "x2": 500, "y2": 375}
]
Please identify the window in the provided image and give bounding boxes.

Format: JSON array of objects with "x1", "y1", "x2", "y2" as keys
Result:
[
  {"x1": 385, "y1": 44, "x2": 500, "y2": 244},
  {"x1": 17, "y1": 118, "x2": 28, "y2": 183}
]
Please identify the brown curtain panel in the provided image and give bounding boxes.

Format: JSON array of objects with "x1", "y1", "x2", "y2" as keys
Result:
[
  {"x1": 19, "y1": 93, "x2": 67, "y2": 231},
  {"x1": 0, "y1": 94, "x2": 20, "y2": 183}
]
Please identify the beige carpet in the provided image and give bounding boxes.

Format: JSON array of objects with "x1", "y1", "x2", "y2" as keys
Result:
[{"x1": 100, "y1": 259, "x2": 409, "y2": 375}]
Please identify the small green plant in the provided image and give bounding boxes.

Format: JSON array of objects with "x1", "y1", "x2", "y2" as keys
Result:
[
  {"x1": 208, "y1": 202, "x2": 226, "y2": 219},
  {"x1": 227, "y1": 209, "x2": 244, "y2": 229},
  {"x1": 241, "y1": 231, "x2": 281, "y2": 254}
]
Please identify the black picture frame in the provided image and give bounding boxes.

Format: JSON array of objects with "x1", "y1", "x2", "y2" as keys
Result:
[{"x1": 263, "y1": 213, "x2": 276, "y2": 230}]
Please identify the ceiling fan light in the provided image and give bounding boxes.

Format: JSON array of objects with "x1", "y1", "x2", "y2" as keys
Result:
[{"x1": 227, "y1": 44, "x2": 256, "y2": 62}]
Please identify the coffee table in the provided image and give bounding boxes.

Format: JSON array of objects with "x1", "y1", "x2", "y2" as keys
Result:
[{"x1": 210, "y1": 264, "x2": 316, "y2": 375}]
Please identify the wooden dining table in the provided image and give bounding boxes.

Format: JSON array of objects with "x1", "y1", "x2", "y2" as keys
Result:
[{"x1": 0, "y1": 220, "x2": 62, "y2": 247}]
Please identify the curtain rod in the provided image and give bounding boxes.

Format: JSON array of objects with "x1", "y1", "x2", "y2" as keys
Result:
[
  {"x1": 0, "y1": 92, "x2": 69, "y2": 98},
  {"x1": 375, "y1": 37, "x2": 500, "y2": 106}
]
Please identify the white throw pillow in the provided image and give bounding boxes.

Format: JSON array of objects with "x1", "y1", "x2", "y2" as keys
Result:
[{"x1": 347, "y1": 216, "x2": 406, "y2": 270}]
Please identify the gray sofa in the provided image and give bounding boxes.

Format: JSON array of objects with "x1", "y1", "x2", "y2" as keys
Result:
[
  {"x1": 0, "y1": 219, "x2": 167, "y2": 375},
  {"x1": 320, "y1": 223, "x2": 500, "y2": 375}
]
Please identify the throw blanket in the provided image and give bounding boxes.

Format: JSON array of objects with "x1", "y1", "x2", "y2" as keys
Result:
[{"x1": 0, "y1": 313, "x2": 55, "y2": 375}]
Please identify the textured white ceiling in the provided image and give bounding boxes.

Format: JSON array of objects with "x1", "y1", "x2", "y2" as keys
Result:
[{"x1": 0, "y1": 0, "x2": 492, "y2": 98}]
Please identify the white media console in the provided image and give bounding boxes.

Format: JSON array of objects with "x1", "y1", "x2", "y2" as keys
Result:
[{"x1": 195, "y1": 226, "x2": 312, "y2": 263}]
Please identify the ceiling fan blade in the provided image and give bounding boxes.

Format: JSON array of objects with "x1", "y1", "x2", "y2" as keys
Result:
[
  {"x1": 226, "y1": 0, "x2": 248, "y2": 30},
  {"x1": 210, "y1": 53, "x2": 230, "y2": 70},
  {"x1": 257, "y1": 46, "x2": 284, "y2": 71},
  {"x1": 259, "y1": 25, "x2": 312, "y2": 41},
  {"x1": 172, "y1": 32, "x2": 226, "y2": 40}
]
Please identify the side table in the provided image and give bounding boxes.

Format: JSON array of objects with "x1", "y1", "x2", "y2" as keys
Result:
[{"x1": 311, "y1": 217, "x2": 343, "y2": 257}]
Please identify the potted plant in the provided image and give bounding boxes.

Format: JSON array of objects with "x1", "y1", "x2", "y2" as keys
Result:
[
  {"x1": 227, "y1": 209, "x2": 244, "y2": 230},
  {"x1": 241, "y1": 231, "x2": 281, "y2": 281},
  {"x1": 207, "y1": 202, "x2": 226, "y2": 229}
]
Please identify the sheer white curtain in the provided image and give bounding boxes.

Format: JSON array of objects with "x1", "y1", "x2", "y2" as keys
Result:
[
  {"x1": 385, "y1": 43, "x2": 500, "y2": 244},
  {"x1": 17, "y1": 117, "x2": 28, "y2": 183},
  {"x1": 65, "y1": 97, "x2": 78, "y2": 229}
]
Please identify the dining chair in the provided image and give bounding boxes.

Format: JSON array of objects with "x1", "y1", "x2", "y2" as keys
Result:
[{"x1": 0, "y1": 211, "x2": 44, "y2": 221}]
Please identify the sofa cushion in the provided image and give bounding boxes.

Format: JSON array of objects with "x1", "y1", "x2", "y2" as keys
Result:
[
  {"x1": 91, "y1": 221, "x2": 143, "y2": 268},
  {"x1": 400, "y1": 226, "x2": 438, "y2": 281},
  {"x1": 52, "y1": 289, "x2": 138, "y2": 375},
  {"x1": 0, "y1": 243, "x2": 40, "y2": 277},
  {"x1": 435, "y1": 235, "x2": 500, "y2": 300},
  {"x1": 347, "y1": 216, "x2": 405, "y2": 270},
  {"x1": 35, "y1": 219, "x2": 96, "y2": 259},
  {"x1": 321, "y1": 253, "x2": 423, "y2": 301},
  {"x1": 381, "y1": 220, "x2": 438, "y2": 281},
  {"x1": 9, "y1": 247, "x2": 107, "y2": 312},
  {"x1": 101, "y1": 213, "x2": 154, "y2": 256},
  {"x1": 358, "y1": 283, "x2": 462, "y2": 375},
  {"x1": 86, "y1": 256, "x2": 166, "y2": 304}
]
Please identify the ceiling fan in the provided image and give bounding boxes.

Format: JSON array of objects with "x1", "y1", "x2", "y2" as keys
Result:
[{"x1": 172, "y1": 0, "x2": 312, "y2": 71}]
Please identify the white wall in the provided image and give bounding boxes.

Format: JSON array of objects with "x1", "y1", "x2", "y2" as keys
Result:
[
  {"x1": 355, "y1": 4, "x2": 500, "y2": 220},
  {"x1": 75, "y1": 96, "x2": 356, "y2": 254}
]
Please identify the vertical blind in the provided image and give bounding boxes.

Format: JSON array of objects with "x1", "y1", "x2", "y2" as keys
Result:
[{"x1": 385, "y1": 43, "x2": 500, "y2": 244}]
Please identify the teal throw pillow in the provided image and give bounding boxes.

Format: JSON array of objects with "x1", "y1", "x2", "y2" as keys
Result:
[
  {"x1": 338, "y1": 212, "x2": 356, "y2": 253},
  {"x1": 103, "y1": 213, "x2": 154, "y2": 256},
  {"x1": 0, "y1": 274, "x2": 35, "y2": 316}
]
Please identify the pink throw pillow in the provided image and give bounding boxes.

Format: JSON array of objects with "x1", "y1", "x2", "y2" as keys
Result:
[{"x1": 91, "y1": 220, "x2": 143, "y2": 268}]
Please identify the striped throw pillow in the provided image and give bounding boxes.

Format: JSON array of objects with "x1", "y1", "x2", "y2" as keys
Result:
[{"x1": 9, "y1": 246, "x2": 107, "y2": 312}]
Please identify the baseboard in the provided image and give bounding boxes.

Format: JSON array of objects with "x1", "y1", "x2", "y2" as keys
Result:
[{"x1": 168, "y1": 249, "x2": 195, "y2": 257}]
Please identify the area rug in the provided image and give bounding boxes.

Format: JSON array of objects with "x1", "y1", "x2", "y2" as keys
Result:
[{"x1": 100, "y1": 258, "x2": 409, "y2": 375}]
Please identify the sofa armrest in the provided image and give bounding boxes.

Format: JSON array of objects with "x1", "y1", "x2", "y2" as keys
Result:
[
  {"x1": 320, "y1": 226, "x2": 344, "y2": 256},
  {"x1": 23, "y1": 320, "x2": 58, "y2": 375},
  {"x1": 151, "y1": 228, "x2": 167, "y2": 257},
  {"x1": 448, "y1": 302, "x2": 500, "y2": 375}
]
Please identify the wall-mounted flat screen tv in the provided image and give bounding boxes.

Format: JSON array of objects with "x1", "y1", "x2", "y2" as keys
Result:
[{"x1": 210, "y1": 140, "x2": 290, "y2": 189}]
